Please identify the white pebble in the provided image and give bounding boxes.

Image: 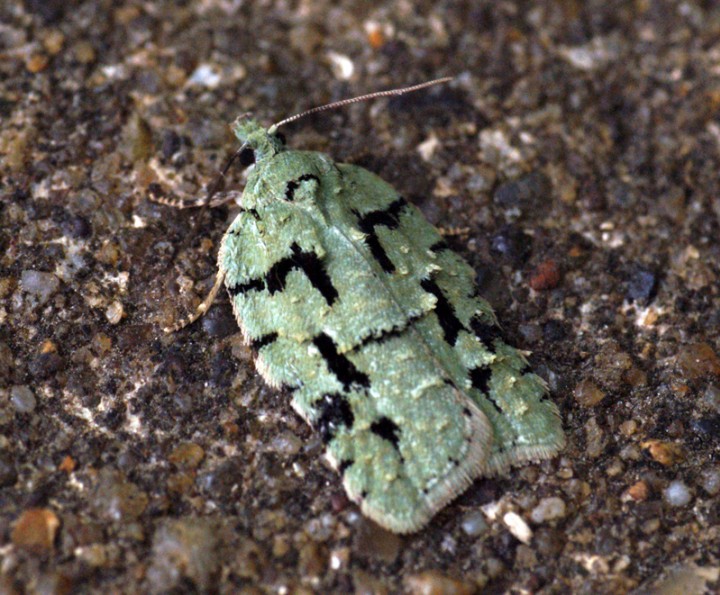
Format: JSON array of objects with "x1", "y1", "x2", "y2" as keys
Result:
[
  {"x1": 187, "y1": 64, "x2": 221, "y2": 88},
  {"x1": 663, "y1": 480, "x2": 692, "y2": 506},
  {"x1": 460, "y1": 511, "x2": 487, "y2": 537},
  {"x1": 530, "y1": 497, "x2": 567, "y2": 523},
  {"x1": 503, "y1": 511, "x2": 533, "y2": 544},
  {"x1": 700, "y1": 468, "x2": 720, "y2": 496},
  {"x1": 105, "y1": 301, "x2": 124, "y2": 325},
  {"x1": 11, "y1": 385, "x2": 37, "y2": 413},
  {"x1": 20, "y1": 270, "x2": 60, "y2": 305}
]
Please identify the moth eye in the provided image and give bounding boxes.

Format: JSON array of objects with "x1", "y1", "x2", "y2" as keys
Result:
[
  {"x1": 239, "y1": 147, "x2": 256, "y2": 166},
  {"x1": 275, "y1": 132, "x2": 287, "y2": 146}
]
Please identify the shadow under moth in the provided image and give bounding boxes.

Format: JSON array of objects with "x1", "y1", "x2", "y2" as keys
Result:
[{"x1": 156, "y1": 79, "x2": 565, "y2": 533}]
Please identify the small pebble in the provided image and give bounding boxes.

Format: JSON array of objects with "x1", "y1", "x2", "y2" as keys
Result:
[
  {"x1": 26, "y1": 53, "x2": 50, "y2": 73},
  {"x1": 626, "y1": 267, "x2": 657, "y2": 303},
  {"x1": 529, "y1": 260, "x2": 561, "y2": 291},
  {"x1": 626, "y1": 480, "x2": 649, "y2": 502},
  {"x1": 530, "y1": 497, "x2": 567, "y2": 523},
  {"x1": 704, "y1": 385, "x2": 720, "y2": 411},
  {"x1": 20, "y1": 270, "x2": 60, "y2": 306},
  {"x1": 700, "y1": 467, "x2": 720, "y2": 496},
  {"x1": 105, "y1": 301, "x2": 124, "y2": 325},
  {"x1": 642, "y1": 440, "x2": 684, "y2": 467},
  {"x1": 404, "y1": 570, "x2": 476, "y2": 595},
  {"x1": 146, "y1": 519, "x2": 219, "y2": 592},
  {"x1": 663, "y1": 480, "x2": 692, "y2": 507},
  {"x1": 573, "y1": 379, "x2": 606, "y2": 407},
  {"x1": 0, "y1": 451, "x2": 18, "y2": 487},
  {"x1": 493, "y1": 171, "x2": 550, "y2": 212},
  {"x1": 490, "y1": 226, "x2": 532, "y2": 265},
  {"x1": 73, "y1": 40, "x2": 96, "y2": 63},
  {"x1": 269, "y1": 431, "x2": 303, "y2": 456},
  {"x1": 168, "y1": 443, "x2": 205, "y2": 469},
  {"x1": 353, "y1": 519, "x2": 402, "y2": 564},
  {"x1": 10, "y1": 385, "x2": 37, "y2": 413},
  {"x1": 676, "y1": 343, "x2": 720, "y2": 380},
  {"x1": 503, "y1": 511, "x2": 532, "y2": 544},
  {"x1": 11, "y1": 508, "x2": 60, "y2": 552},
  {"x1": 460, "y1": 511, "x2": 487, "y2": 537},
  {"x1": 91, "y1": 470, "x2": 148, "y2": 522}
]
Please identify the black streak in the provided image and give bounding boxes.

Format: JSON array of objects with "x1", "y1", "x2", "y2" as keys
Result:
[
  {"x1": 420, "y1": 278, "x2": 464, "y2": 345},
  {"x1": 315, "y1": 393, "x2": 354, "y2": 443},
  {"x1": 355, "y1": 312, "x2": 423, "y2": 350},
  {"x1": 227, "y1": 278, "x2": 264, "y2": 296},
  {"x1": 370, "y1": 416, "x2": 401, "y2": 451},
  {"x1": 469, "y1": 366, "x2": 492, "y2": 393},
  {"x1": 313, "y1": 333, "x2": 370, "y2": 390},
  {"x1": 470, "y1": 315, "x2": 499, "y2": 353},
  {"x1": 469, "y1": 366, "x2": 502, "y2": 413},
  {"x1": 354, "y1": 197, "x2": 408, "y2": 273},
  {"x1": 285, "y1": 174, "x2": 320, "y2": 201},
  {"x1": 251, "y1": 332, "x2": 277, "y2": 351},
  {"x1": 429, "y1": 240, "x2": 450, "y2": 253},
  {"x1": 266, "y1": 243, "x2": 338, "y2": 305},
  {"x1": 338, "y1": 459, "x2": 353, "y2": 474}
]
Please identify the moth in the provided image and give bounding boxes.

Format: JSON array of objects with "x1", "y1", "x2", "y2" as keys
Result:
[{"x1": 155, "y1": 80, "x2": 564, "y2": 533}]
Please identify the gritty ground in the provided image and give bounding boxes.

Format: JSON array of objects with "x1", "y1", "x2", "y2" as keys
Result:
[{"x1": 1, "y1": 0, "x2": 720, "y2": 593}]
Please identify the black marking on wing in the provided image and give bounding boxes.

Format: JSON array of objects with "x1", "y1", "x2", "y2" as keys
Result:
[
  {"x1": 353, "y1": 312, "x2": 423, "y2": 350},
  {"x1": 285, "y1": 174, "x2": 320, "y2": 201},
  {"x1": 370, "y1": 416, "x2": 401, "y2": 451},
  {"x1": 420, "y1": 278, "x2": 464, "y2": 345},
  {"x1": 354, "y1": 197, "x2": 408, "y2": 273},
  {"x1": 338, "y1": 459, "x2": 353, "y2": 474},
  {"x1": 251, "y1": 332, "x2": 277, "y2": 351},
  {"x1": 315, "y1": 393, "x2": 354, "y2": 444},
  {"x1": 266, "y1": 243, "x2": 338, "y2": 305},
  {"x1": 429, "y1": 240, "x2": 450, "y2": 253},
  {"x1": 470, "y1": 366, "x2": 492, "y2": 393},
  {"x1": 313, "y1": 333, "x2": 370, "y2": 390},
  {"x1": 470, "y1": 315, "x2": 499, "y2": 353},
  {"x1": 228, "y1": 243, "x2": 338, "y2": 304},
  {"x1": 228, "y1": 278, "x2": 264, "y2": 296},
  {"x1": 469, "y1": 366, "x2": 502, "y2": 413}
]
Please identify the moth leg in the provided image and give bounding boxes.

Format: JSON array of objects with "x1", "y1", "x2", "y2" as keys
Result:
[
  {"x1": 438, "y1": 225, "x2": 470, "y2": 237},
  {"x1": 164, "y1": 269, "x2": 226, "y2": 333},
  {"x1": 148, "y1": 186, "x2": 242, "y2": 209}
]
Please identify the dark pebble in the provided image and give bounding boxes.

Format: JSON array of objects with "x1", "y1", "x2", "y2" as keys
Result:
[
  {"x1": 209, "y1": 350, "x2": 237, "y2": 388},
  {"x1": 494, "y1": 171, "x2": 550, "y2": 212},
  {"x1": 201, "y1": 306, "x2": 237, "y2": 339},
  {"x1": 161, "y1": 130, "x2": 182, "y2": 161},
  {"x1": 627, "y1": 267, "x2": 657, "y2": 304},
  {"x1": 197, "y1": 457, "x2": 244, "y2": 504},
  {"x1": 0, "y1": 451, "x2": 18, "y2": 488},
  {"x1": 98, "y1": 403, "x2": 126, "y2": 431},
  {"x1": 490, "y1": 225, "x2": 533, "y2": 265},
  {"x1": 28, "y1": 352, "x2": 65, "y2": 380},
  {"x1": 23, "y1": 0, "x2": 66, "y2": 23},
  {"x1": 690, "y1": 416, "x2": 720, "y2": 440},
  {"x1": 0, "y1": 343, "x2": 14, "y2": 383},
  {"x1": 543, "y1": 319, "x2": 567, "y2": 342},
  {"x1": 62, "y1": 214, "x2": 93, "y2": 239},
  {"x1": 534, "y1": 527, "x2": 565, "y2": 557}
]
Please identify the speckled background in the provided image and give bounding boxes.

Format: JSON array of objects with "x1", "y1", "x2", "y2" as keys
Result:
[{"x1": 1, "y1": 1, "x2": 720, "y2": 593}]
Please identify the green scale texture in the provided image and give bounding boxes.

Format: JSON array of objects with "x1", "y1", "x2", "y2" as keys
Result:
[{"x1": 217, "y1": 118, "x2": 564, "y2": 533}]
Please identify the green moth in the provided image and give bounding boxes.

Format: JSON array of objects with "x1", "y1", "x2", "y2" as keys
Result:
[{"x1": 160, "y1": 80, "x2": 564, "y2": 533}]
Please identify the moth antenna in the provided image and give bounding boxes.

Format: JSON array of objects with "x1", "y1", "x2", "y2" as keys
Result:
[{"x1": 269, "y1": 77, "x2": 454, "y2": 133}]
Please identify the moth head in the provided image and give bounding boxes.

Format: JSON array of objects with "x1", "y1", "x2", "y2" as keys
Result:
[{"x1": 232, "y1": 116, "x2": 284, "y2": 163}]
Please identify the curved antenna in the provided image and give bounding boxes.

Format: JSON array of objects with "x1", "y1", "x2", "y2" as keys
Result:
[{"x1": 269, "y1": 77, "x2": 453, "y2": 133}]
